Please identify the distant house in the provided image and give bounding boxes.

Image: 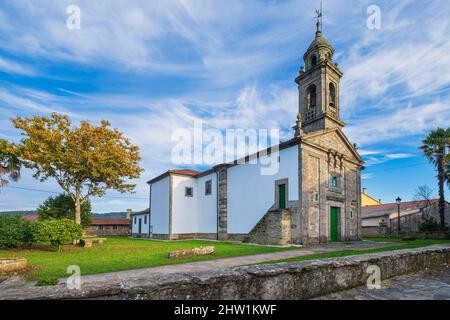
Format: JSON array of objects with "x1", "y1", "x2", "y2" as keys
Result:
[
  {"x1": 85, "y1": 218, "x2": 131, "y2": 236},
  {"x1": 362, "y1": 200, "x2": 450, "y2": 236},
  {"x1": 23, "y1": 215, "x2": 39, "y2": 221},
  {"x1": 130, "y1": 208, "x2": 150, "y2": 237},
  {"x1": 22, "y1": 213, "x2": 131, "y2": 236},
  {"x1": 361, "y1": 188, "x2": 381, "y2": 207}
]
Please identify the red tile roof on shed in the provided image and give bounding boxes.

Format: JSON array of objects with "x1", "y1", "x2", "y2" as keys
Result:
[
  {"x1": 23, "y1": 215, "x2": 39, "y2": 221},
  {"x1": 170, "y1": 169, "x2": 200, "y2": 176},
  {"x1": 147, "y1": 169, "x2": 201, "y2": 184},
  {"x1": 362, "y1": 200, "x2": 439, "y2": 213},
  {"x1": 91, "y1": 218, "x2": 130, "y2": 226}
]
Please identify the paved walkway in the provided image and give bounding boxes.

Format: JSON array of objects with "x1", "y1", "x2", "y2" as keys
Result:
[
  {"x1": 0, "y1": 240, "x2": 394, "y2": 290},
  {"x1": 315, "y1": 264, "x2": 450, "y2": 300},
  {"x1": 76, "y1": 240, "x2": 393, "y2": 285}
]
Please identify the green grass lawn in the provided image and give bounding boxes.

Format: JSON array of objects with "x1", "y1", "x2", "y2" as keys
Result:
[
  {"x1": 0, "y1": 237, "x2": 295, "y2": 280},
  {"x1": 256, "y1": 238, "x2": 450, "y2": 265}
]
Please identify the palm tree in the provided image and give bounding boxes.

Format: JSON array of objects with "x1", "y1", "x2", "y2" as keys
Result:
[
  {"x1": 420, "y1": 128, "x2": 450, "y2": 229},
  {"x1": 0, "y1": 139, "x2": 21, "y2": 187}
]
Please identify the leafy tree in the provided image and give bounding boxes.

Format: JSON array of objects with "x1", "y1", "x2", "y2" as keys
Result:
[
  {"x1": 12, "y1": 113, "x2": 143, "y2": 225},
  {"x1": 0, "y1": 215, "x2": 33, "y2": 248},
  {"x1": 420, "y1": 128, "x2": 450, "y2": 228},
  {"x1": 0, "y1": 139, "x2": 21, "y2": 188},
  {"x1": 32, "y1": 219, "x2": 82, "y2": 251},
  {"x1": 37, "y1": 193, "x2": 92, "y2": 228}
]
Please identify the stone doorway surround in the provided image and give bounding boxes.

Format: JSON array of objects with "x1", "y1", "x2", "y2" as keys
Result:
[
  {"x1": 327, "y1": 201, "x2": 344, "y2": 242},
  {"x1": 274, "y1": 178, "x2": 289, "y2": 210}
]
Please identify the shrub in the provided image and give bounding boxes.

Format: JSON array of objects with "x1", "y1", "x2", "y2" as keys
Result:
[
  {"x1": 35, "y1": 276, "x2": 59, "y2": 287},
  {"x1": 0, "y1": 215, "x2": 34, "y2": 248},
  {"x1": 419, "y1": 217, "x2": 449, "y2": 232},
  {"x1": 32, "y1": 219, "x2": 82, "y2": 251},
  {"x1": 37, "y1": 193, "x2": 92, "y2": 228}
]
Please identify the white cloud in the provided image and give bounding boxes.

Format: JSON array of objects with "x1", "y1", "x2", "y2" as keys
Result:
[{"x1": 0, "y1": 56, "x2": 37, "y2": 76}]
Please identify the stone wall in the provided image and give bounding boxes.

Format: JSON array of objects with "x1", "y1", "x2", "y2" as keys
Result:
[
  {"x1": 217, "y1": 165, "x2": 228, "y2": 241},
  {"x1": 244, "y1": 209, "x2": 292, "y2": 245},
  {"x1": 85, "y1": 226, "x2": 130, "y2": 237},
  {"x1": 2, "y1": 245, "x2": 449, "y2": 300},
  {"x1": 168, "y1": 233, "x2": 217, "y2": 240},
  {"x1": 390, "y1": 204, "x2": 450, "y2": 233},
  {"x1": 362, "y1": 226, "x2": 383, "y2": 237}
]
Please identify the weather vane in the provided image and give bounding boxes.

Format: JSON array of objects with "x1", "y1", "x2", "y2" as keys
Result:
[{"x1": 315, "y1": 1, "x2": 323, "y2": 32}]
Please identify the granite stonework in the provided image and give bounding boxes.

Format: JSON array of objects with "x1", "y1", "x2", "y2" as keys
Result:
[
  {"x1": 168, "y1": 246, "x2": 215, "y2": 259},
  {"x1": 316, "y1": 264, "x2": 450, "y2": 300},
  {"x1": 2, "y1": 245, "x2": 449, "y2": 300},
  {"x1": 0, "y1": 258, "x2": 27, "y2": 273},
  {"x1": 217, "y1": 165, "x2": 228, "y2": 241},
  {"x1": 245, "y1": 209, "x2": 292, "y2": 245}
]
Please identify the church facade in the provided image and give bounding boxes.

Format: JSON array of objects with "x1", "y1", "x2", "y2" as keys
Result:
[{"x1": 132, "y1": 23, "x2": 364, "y2": 245}]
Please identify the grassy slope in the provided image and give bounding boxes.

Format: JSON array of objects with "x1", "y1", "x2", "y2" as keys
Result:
[
  {"x1": 256, "y1": 238, "x2": 450, "y2": 265},
  {"x1": 0, "y1": 237, "x2": 294, "y2": 280}
]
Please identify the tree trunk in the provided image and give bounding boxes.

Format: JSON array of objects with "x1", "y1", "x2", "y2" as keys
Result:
[
  {"x1": 437, "y1": 152, "x2": 446, "y2": 228},
  {"x1": 75, "y1": 190, "x2": 81, "y2": 225}
]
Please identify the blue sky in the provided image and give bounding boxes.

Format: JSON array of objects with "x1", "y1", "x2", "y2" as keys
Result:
[{"x1": 0, "y1": 0, "x2": 449, "y2": 213}]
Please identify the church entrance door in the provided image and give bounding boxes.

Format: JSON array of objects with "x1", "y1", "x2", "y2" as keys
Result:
[
  {"x1": 330, "y1": 207, "x2": 339, "y2": 242},
  {"x1": 278, "y1": 184, "x2": 286, "y2": 209}
]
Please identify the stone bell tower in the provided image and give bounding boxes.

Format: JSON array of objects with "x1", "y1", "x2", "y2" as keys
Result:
[{"x1": 295, "y1": 18, "x2": 344, "y2": 134}]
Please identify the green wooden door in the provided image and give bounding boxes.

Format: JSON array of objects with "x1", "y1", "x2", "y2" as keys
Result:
[
  {"x1": 279, "y1": 184, "x2": 286, "y2": 209},
  {"x1": 330, "y1": 207, "x2": 339, "y2": 242}
]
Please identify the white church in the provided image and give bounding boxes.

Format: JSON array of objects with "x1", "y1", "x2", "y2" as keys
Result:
[{"x1": 131, "y1": 21, "x2": 364, "y2": 245}]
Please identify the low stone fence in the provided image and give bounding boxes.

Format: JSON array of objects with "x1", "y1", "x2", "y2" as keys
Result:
[
  {"x1": 1, "y1": 245, "x2": 450, "y2": 300},
  {"x1": 0, "y1": 258, "x2": 27, "y2": 273},
  {"x1": 168, "y1": 246, "x2": 215, "y2": 259}
]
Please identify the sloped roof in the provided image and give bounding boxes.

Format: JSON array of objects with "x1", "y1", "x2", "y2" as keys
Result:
[
  {"x1": 147, "y1": 169, "x2": 201, "y2": 184},
  {"x1": 23, "y1": 215, "x2": 39, "y2": 221},
  {"x1": 362, "y1": 200, "x2": 441, "y2": 219},
  {"x1": 170, "y1": 169, "x2": 200, "y2": 176},
  {"x1": 147, "y1": 138, "x2": 300, "y2": 184},
  {"x1": 130, "y1": 208, "x2": 150, "y2": 216},
  {"x1": 91, "y1": 218, "x2": 130, "y2": 226}
]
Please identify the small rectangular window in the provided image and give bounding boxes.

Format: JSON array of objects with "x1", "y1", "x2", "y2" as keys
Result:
[
  {"x1": 113, "y1": 226, "x2": 118, "y2": 230},
  {"x1": 98, "y1": 226, "x2": 104, "y2": 230},
  {"x1": 134, "y1": 217, "x2": 136, "y2": 224},
  {"x1": 329, "y1": 175, "x2": 339, "y2": 188},
  {"x1": 144, "y1": 215, "x2": 147, "y2": 224},
  {"x1": 205, "y1": 180, "x2": 212, "y2": 196},
  {"x1": 185, "y1": 187, "x2": 194, "y2": 197}
]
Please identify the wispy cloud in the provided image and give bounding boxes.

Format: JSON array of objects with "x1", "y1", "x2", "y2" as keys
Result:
[{"x1": 0, "y1": 56, "x2": 37, "y2": 76}]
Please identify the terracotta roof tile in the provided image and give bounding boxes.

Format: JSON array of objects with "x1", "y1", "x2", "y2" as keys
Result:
[
  {"x1": 362, "y1": 199, "x2": 441, "y2": 218},
  {"x1": 169, "y1": 169, "x2": 200, "y2": 176},
  {"x1": 91, "y1": 218, "x2": 130, "y2": 226},
  {"x1": 23, "y1": 215, "x2": 39, "y2": 221}
]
